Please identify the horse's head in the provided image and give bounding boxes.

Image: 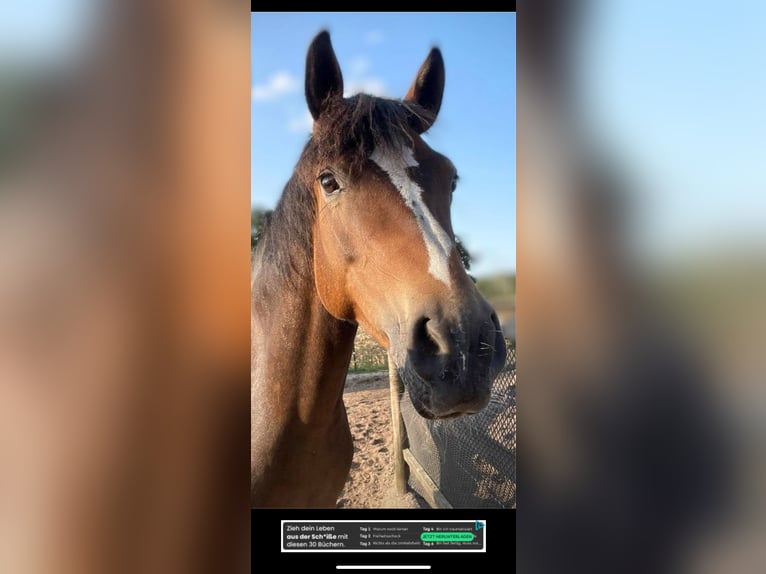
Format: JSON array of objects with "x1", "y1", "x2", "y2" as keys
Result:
[{"x1": 303, "y1": 31, "x2": 506, "y2": 419}]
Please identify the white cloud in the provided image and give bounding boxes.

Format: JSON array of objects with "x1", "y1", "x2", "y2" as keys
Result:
[
  {"x1": 349, "y1": 56, "x2": 371, "y2": 76},
  {"x1": 252, "y1": 71, "x2": 298, "y2": 102},
  {"x1": 344, "y1": 77, "x2": 388, "y2": 98},
  {"x1": 364, "y1": 30, "x2": 385, "y2": 45},
  {"x1": 287, "y1": 110, "x2": 313, "y2": 134}
]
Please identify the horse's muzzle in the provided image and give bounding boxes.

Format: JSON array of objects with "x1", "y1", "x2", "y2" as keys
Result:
[{"x1": 399, "y1": 309, "x2": 506, "y2": 419}]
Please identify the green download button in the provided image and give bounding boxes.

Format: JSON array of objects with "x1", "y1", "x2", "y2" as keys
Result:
[{"x1": 420, "y1": 532, "x2": 475, "y2": 543}]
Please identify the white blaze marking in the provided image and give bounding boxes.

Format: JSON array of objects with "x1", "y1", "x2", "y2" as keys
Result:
[{"x1": 370, "y1": 145, "x2": 454, "y2": 287}]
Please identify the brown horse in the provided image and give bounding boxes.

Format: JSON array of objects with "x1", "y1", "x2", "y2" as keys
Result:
[{"x1": 251, "y1": 31, "x2": 506, "y2": 508}]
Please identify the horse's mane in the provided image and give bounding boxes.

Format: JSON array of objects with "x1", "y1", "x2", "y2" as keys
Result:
[{"x1": 253, "y1": 94, "x2": 434, "y2": 288}]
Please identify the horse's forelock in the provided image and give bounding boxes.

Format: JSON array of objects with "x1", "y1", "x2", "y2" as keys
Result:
[{"x1": 311, "y1": 95, "x2": 433, "y2": 177}]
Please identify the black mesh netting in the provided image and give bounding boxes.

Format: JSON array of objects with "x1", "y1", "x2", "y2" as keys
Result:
[{"x1": 400, "y1": 342, "x2": 516, "y2": 508}]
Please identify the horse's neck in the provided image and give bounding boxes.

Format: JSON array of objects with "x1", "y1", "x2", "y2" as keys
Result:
[
  {"x1": 251, "y1": 264, "x2": 357, "y2": 507},
  {"x1": 251, "y1": 266, "x2": 357, "y2": 427}
]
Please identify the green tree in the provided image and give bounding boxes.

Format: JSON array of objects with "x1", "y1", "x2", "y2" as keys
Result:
[{"x1": 251, "y1": 207, "x2": 272, "y2": 250}]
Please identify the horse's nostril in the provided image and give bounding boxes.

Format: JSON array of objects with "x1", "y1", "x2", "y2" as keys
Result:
[
  {"x1": 413, "y1": 316, "x2": 440, "y2": 357},
  {"x1": 408, "y1": 316, "x2": 452, "y2": 382}
]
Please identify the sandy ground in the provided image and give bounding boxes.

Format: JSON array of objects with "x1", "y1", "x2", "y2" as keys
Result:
[{"x1": 337, "y1": 372, "x2": 425, "y2": 509}]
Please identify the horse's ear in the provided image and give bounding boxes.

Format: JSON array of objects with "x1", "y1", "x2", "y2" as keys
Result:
[
  {"x1": 404, "y1": 47, "x2": 445, "y2": 133},
  {"x1": 305, "y1": 30, "x2": 344, "y2": 121}
]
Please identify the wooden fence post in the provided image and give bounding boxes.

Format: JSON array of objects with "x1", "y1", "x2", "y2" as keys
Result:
[{"x1": 388, "y1": 355, "x2": 408, "y2": 495}]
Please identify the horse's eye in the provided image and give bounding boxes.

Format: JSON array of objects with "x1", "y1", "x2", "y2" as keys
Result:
[
  {"x1": 318, "y1": 171, "x2": 341, "y2": 195},
  {"x1": 451, "y1": 174, "x2": 459, "y2": 193}
]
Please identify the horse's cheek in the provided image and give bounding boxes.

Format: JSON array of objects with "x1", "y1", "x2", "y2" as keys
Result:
[{"x1": 313, "y1": 240, "x2": 353, "y2": 321}]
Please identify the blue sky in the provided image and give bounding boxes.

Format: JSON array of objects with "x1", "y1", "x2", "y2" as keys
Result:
[
  {"x1": 9, "y1": 3, "x2": 761, "y2": 274},
  {"x1": 251, "y1": 13, "x2": 517, "y2": 277},
  {"x1": 576, "y1": 2, "x2": 766, "y2": 262},
  {"x1": 0, "y1": 0, "x2": 94, "y2": 69}
]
